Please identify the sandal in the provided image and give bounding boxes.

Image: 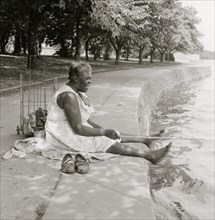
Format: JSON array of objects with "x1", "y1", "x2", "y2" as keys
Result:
[
  {"x1": 75, "y1": 154, "x2": 90, "y2": 174},
  {"x1": 61, "y1": 154, "x2": 76, "y2": 174}
]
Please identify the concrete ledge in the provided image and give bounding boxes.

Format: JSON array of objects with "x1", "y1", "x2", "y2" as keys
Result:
[
  {"x1": 43, "y1": 68, "x2": 156, "y2": 220},
  {"x1": 138, "y1": 65, "x2": 211, "y2": 135},
  {"x1": 43, "y1": 63, "x2": 211, "y2": 220}
]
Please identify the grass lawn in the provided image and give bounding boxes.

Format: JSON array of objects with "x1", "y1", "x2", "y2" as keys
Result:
[{"x1": 0, "y1": 55, "x2": 181, "y2": 92}]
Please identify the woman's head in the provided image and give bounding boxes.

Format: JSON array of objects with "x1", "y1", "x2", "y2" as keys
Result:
[
  {"x1": 68, "y1": 61, "x2": 92, "y2": 80},
  {"x1": 68, "y1": 61, "x2": 92, "y2": 92}
]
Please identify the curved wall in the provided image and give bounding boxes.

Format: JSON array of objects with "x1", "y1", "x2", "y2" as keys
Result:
[{"x1": 138, "y1": 65, "x2": 211, "y2": 136}]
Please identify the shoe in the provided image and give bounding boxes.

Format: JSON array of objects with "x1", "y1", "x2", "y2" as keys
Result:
[
  {"x1": 61, "y1": 154, "x2": 76, "y2": 174},
  {"x1": 75, "y1": 154, "x2": 90, "y2": 174}
]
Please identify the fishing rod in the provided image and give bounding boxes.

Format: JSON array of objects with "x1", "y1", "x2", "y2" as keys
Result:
[{"x1": 141, "y1": 136, "x2": 214, "y2": 142}]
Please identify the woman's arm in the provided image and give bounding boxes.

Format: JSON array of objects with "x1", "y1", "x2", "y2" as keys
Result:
[
  {"x1": 87, "y1": 118, "x2": 103, "y2": 129},
  {"x1": 59, "y1": 93, "x2": 119, "y2": 139}
]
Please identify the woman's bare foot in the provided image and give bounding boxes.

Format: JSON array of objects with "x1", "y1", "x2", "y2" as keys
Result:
[
  {"x1": 144, "y1": 129, "x2": 165, "y2": 148},
  {"x1": 146, "y1": 142, "x2": 171, "y2": 165}
]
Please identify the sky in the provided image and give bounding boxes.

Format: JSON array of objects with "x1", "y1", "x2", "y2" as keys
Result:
[{"x1": 181, "y1": 0, "x2": 215, "y2": 51}]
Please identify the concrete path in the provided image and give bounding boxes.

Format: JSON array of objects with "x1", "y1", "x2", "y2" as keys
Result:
[
  {"x1": 0, "y1": 67, "x2": 158, "y2": 220},
  {"x1": 42, "y1": 68, "x2": 158, "y2": 220},
  {"x1": 1, "y1": 63, "x2": 208, "y2": 220}
]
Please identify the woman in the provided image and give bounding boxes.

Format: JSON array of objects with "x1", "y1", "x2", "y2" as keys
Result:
[{"x1": 45, "y1": 61, "x2": 171, "y2": 165}]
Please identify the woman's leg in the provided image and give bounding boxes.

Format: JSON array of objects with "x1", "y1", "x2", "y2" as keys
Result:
[
  {"x1": 120, "y1": 129, "x2": 165, "y2": 148},
  {"x1": 106, "y1": 142, "x2": 171, "y2": 165}
]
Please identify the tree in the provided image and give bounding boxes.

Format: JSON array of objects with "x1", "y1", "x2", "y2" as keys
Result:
[
  {"x1": 103, "y1": 37, "x2": 113, "y2": 60},
  {"x1": 91, "y1": 0, "x2": 148, "y2": 64},
  {"x1": 151, "y1": 0, "x2": 180, "y2": 62},
  {"x1": 45, "y1": 2, "x2": 76, "y2": 58},
  {"x1": 89, "y1": 36, "x2": 104, "y2": 60},
  {"x1": 132, "y1": 35, "x2": 150, "y2": 64},
  {"x1": 0, "y1": 0, "x2": 203, "y2": 67},
  {"x1": 45, "y1": 0, "x2": 93, "y2": 60},
  {"x1": 141, "y1": 0, "x2": 203, "y2": 63},
  {"x1": 0, "y1": 0, "x2": 22, "y2": 54},
  {"x1": 0, "y1": 0, "x2": 53, "y2": 67},
  {"x1": 175, "y1": 4, "x2": 203, "y2": 53}
]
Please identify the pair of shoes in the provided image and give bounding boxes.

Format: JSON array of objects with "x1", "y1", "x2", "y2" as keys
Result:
[
  {"x1": 61, "y1": 153, "x2": 90, "y2": 174},
  {"x1": 75, "y1": 154, "x2": 90, "y2": 174}
]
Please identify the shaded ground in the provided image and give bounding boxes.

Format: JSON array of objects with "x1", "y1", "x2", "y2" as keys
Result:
[
  {"x1": 4, "y1": 60, "x2": 209, "y2": 220},
  {"x1": 0, "y1": 67, "x2": 161, "y2": 220},
  {"x1": 0, "y1": 55, "x2": 180, "y2": 92}
]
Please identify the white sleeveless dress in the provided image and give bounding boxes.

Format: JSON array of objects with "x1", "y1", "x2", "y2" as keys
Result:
[{"x1": 45, "y1": 85, "x2": 120, "y2": 153}]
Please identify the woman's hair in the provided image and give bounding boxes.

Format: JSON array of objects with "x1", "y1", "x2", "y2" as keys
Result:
[{"x1": 68, "y1": 61, "x2": 92, "y2": 80}]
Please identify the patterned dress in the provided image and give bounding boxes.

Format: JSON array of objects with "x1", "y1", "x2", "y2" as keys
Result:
[{"x1": 45, "y1": 85, "x2": 120, "y2": 153}]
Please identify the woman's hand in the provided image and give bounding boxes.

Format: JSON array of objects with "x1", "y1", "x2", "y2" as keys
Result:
[{"x1": 104, "y1": 129, "x2": 121, "y2": 140}]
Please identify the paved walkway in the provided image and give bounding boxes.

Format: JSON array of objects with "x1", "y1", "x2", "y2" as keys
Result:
[
  {"x1": 1, "y1": 63, "x2": 209, "y2": 220},
  {"x1": 42, "y1": 68, "x2": 158, "y2": 220}
]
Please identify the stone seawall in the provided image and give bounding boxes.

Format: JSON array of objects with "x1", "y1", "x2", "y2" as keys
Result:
[{"x1": 138, "y1": 65, "x2": 211, "y2": 136}]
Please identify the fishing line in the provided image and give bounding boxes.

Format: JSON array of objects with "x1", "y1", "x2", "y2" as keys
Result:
[{"x1": 141, "y1": 136, "x2": 214, "y2": 142}]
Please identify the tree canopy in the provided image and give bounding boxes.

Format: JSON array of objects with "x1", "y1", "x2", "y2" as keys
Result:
[{"x1": 0, "y1": 0, "x2": 203, "y2": 67}]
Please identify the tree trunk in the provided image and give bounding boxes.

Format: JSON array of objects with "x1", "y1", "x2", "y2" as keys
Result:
[
  {"x1": 160, "y1": 52, "x2": 164, "y2": 63},
  {"x1": 150, "y1": 52, "x2": 153, "y2": 63},
  {"x1": 109, "y1": 36, "x2": 123, "y2": 65},
  {"x1": 166, "y1": 51, "x2": 170, "y2": 62},
  {"x1": 27, "y1": 28, "x2": 37, "y2": 69},
  {"x1": 21, "y1": 32, "x2": 27, "y2": 55},
  {"x1": 70, "y1": 38, "x2": 74, "y2": 58},
  {"x1": 0, "y1": 34, "x2": 9, "y2": 54},
  {"x1": 0, "y1": 43, "x2": 6, "y2": 54},
  {"x1": 115, "y1": 40, "x2": 124, "y2": 65},
  {"x1": 103, "y1": 41, "x2": 111, "y2": 60},
  {"x1": 150, "y1": 46, "x2": 155, "y2": 63},
  {"x1": 27, "y1": 30, "x2": 32, "y2": 68},
  {"x1": 93, "y1": 53, "x2": 97, "y2": 60},
  {"x1": 13, "y1": 31, "x2": 21, "y2": 55},
  {"x1": 115, "y1": 49, "x2": 121, "y2": 65},
  {"x1": 138, "y1": 47, "x2": 143, "y2": 64},
  {"x1": 74, "y1": 12, "x2": 81, "y2": 60},
  {"x1": 59, "y1": 40, "x2": 68, "y2": 57},
  {"x1": 85, "y1": 46, "x2": 89, "y2": 61},
  {"x1": 85, "y1": 38, "x2": 90, "y2": 61},
  {"x1": 1, "y1": 43, "x2": 7, "y2": 54},
  {"x1": 126, "y1": 47, "x2": 129, "y2": 61}
]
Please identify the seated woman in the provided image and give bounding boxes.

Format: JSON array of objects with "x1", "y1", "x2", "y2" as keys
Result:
[{"x1": 45, "y1": 61, "x2": 171, "y2": 165}]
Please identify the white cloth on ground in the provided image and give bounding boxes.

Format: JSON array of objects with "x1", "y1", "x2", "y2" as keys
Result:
[{"x1": 2, "y1": 137, "x2": 118, "y2": 162}]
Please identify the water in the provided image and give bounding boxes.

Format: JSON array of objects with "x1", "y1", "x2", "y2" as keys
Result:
[{"x1": 149, "y1": 60, "x2": 215, "y2": 220}]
